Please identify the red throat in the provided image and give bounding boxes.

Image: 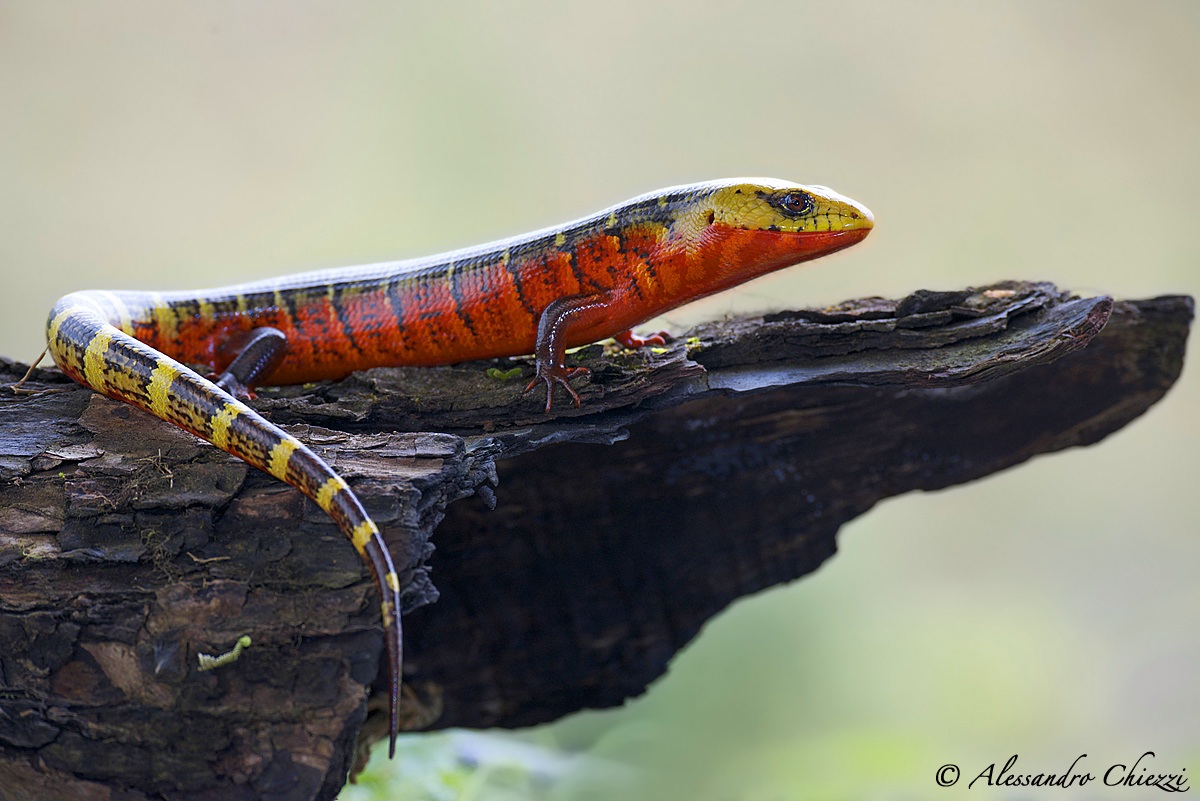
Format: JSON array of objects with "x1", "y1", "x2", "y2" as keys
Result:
[{"x1": 689, "y1": 223, "x2": 872, "y2": 296}]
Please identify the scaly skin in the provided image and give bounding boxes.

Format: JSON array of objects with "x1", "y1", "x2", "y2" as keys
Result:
[{"x1": 44, "y1": 178, "x2": 873, "y2": 756}]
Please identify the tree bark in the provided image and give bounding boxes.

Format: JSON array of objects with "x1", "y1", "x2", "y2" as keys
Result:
[{"x1": 0, "y1": 281, "x2": 1191, "y2": 801}]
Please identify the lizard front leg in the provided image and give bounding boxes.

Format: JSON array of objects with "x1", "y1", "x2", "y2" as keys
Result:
[{"x1": 524, "y1": 293, "x2": 613, "y2": 412}]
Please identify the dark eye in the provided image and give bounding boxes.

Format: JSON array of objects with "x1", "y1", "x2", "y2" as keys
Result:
[{"x1": 778, "y1": 192, "x2": 813, "y2": 216}]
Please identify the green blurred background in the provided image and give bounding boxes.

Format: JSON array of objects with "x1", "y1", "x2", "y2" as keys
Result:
[{"x1": 2, "y1": 2, "x2": 1196, "y2": 799}]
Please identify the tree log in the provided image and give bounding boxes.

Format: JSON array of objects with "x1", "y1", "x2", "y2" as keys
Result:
[{"x1": 0, "y1": 281, "x2": 1191, "y2": 801}]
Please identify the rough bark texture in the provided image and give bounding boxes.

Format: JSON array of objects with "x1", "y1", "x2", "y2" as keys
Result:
[{"x1": 0, "y1": 281, "x2": 1191, "y2": 801}]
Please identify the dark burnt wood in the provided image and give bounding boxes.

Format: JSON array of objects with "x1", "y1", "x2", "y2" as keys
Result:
[{"x1": 0, "y1": 282, "x2": 1190, "y2": 800}]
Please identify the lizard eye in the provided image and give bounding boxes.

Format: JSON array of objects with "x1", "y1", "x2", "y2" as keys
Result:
[{"x1": 777, "y1": 192, "x2": 813, "y2": 216}]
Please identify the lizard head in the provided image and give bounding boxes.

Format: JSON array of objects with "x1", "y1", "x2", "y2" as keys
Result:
[
  {"x1": 705, "y1": 179, "x2": 873, "y2": 236},
  {"x1": 656, "y1": 178, "x2": 873, "y2": 299}
]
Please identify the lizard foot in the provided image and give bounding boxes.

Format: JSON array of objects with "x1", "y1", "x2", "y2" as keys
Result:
[
  {"x1": 524, "y1": 365, "x2": 590, "y2": 413},
  {"x1": 614, "y1": 329, "x2": 670, "y2": 349}
]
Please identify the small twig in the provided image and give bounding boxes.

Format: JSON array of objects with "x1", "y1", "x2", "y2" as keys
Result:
[
  {"x1": 10, "y1": 347, "x2": 49, "y2": 394},
  {"x1": 187, "y1": 552, "x2": 232, "y2": 565}
]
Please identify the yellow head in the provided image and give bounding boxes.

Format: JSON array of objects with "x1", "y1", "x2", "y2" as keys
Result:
[{"x1": 707, "y1": 178, "x2": 874, "y2": 233}]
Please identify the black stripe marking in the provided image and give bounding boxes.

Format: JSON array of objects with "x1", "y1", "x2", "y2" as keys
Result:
[
  {"x1": 278, "y1": 288, "x2": 300, "y2": 322},
  {"x1": 447, "y1": 263, "x2": 478, "y2": 338},
  {"x1": 173, "y1": 299, "x2": 201, "y2": 327},
  {"x1": 385, "y1": 277, "x2": 411, "y2": 341},
  {"x1": 504, "y1": 255, "x2": 537, "y2": 316},
  {"x1": 330, "y1": 285, "x2": 365, "y2": 354},
  {"x1": 640, "y1": 258, "x2": 659, "y2": 289},
  {"x1": 564, "y1": 250, "x2": 593, "y2": 292},
  {"x1": 210, "y1": 298, "x2": 242, "y2": 317}
]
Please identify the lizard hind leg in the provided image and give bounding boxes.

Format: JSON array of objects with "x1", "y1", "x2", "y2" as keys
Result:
[
  {"x1": 524, "y1": 293, "x2": 613, "y2": 412},
  {"x1": 213, "y1": 327, "x2": 287, "y2": 400}
]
